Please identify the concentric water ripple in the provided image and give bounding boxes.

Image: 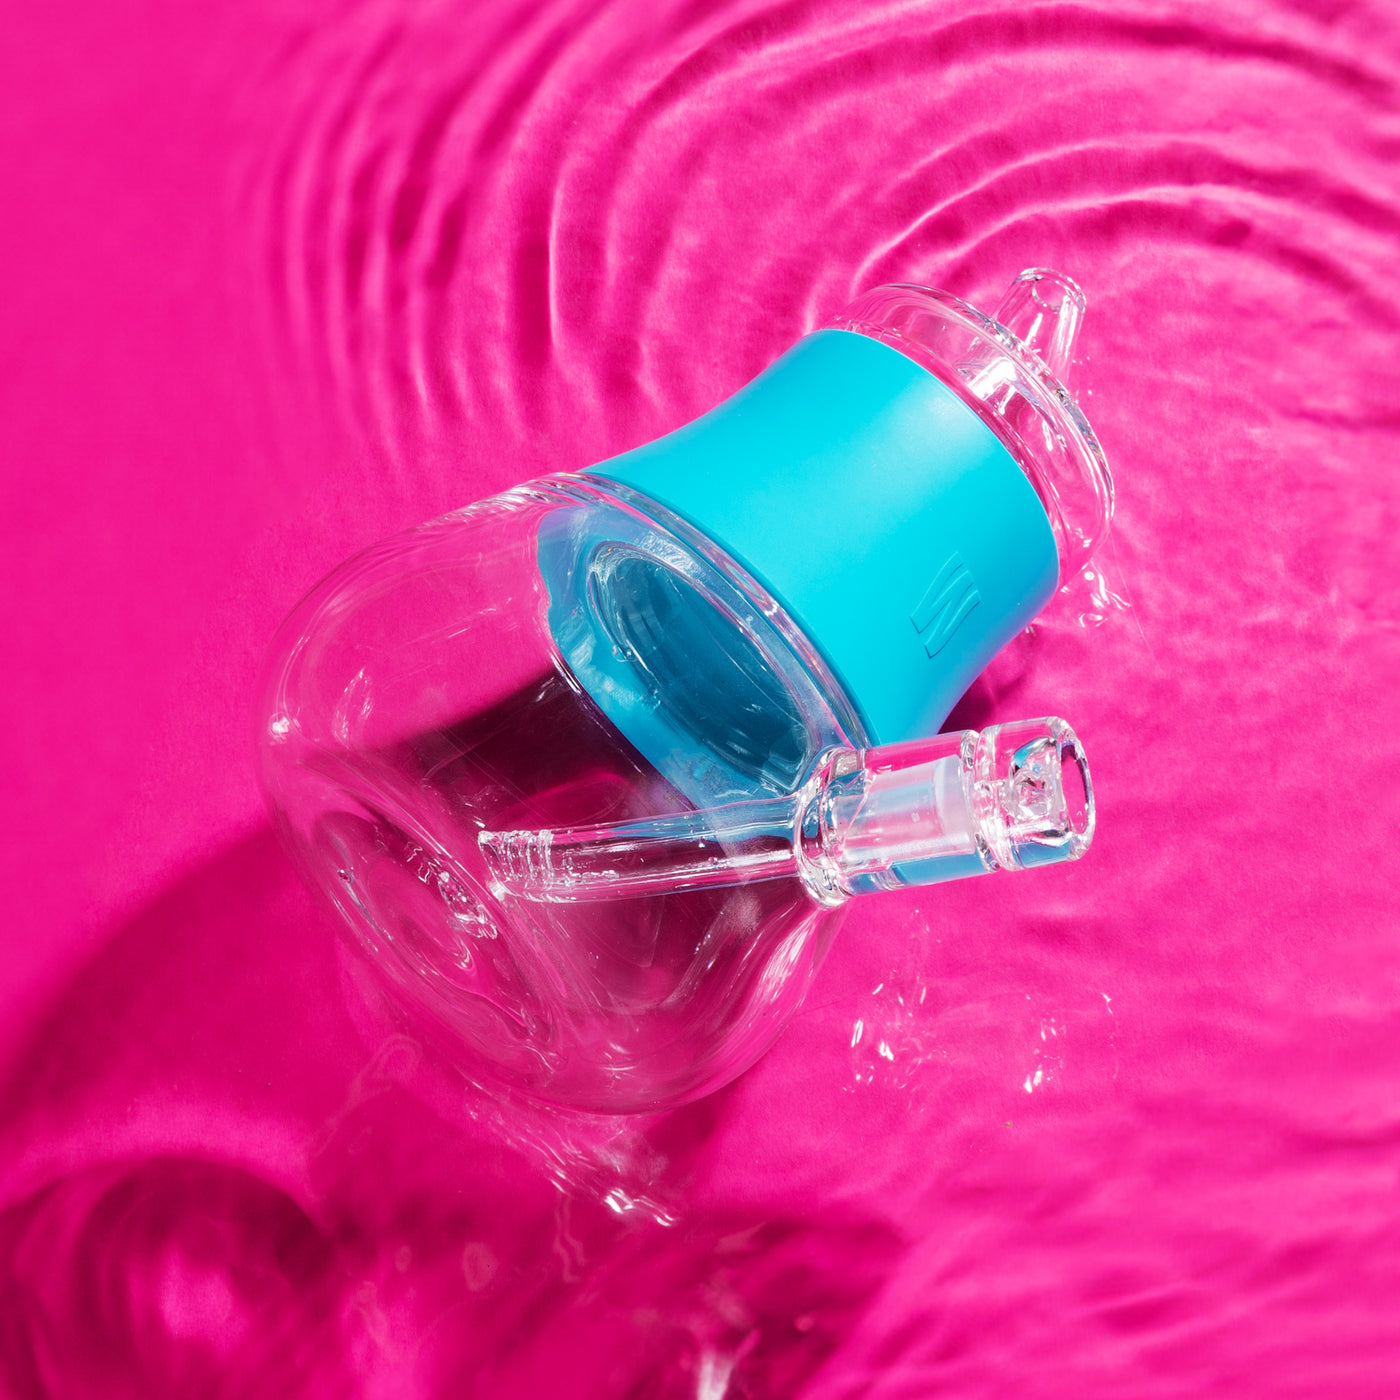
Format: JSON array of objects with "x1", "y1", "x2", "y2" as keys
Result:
[{"x1": 233, "y1": 0, "x2": 1400, "y2": 503}]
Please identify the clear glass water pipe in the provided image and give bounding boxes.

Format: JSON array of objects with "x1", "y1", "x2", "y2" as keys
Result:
[
  {"x1": 480, "y1": 717, "x2": 1093, "y2": 905},
  {"x1": 259, "y1": 266, "x2": 1114, "y2": 1111}
]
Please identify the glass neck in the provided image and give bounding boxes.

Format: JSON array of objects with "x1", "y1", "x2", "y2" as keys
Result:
[{"x1": 828, "y1": 269, "x2": 1114, "y2": 584}]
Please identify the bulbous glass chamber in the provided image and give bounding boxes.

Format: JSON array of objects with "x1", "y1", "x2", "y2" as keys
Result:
[{"x1": 259, "y1": 477, "x2": 864, "y2": 1112}]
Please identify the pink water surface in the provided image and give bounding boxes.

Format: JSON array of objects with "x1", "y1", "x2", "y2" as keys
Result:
[{"x1": 3, "y1": 0, "x2": 1399, "y2": 1393}]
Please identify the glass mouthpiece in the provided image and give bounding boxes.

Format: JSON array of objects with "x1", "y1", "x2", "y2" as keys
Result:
[
  {"x1": 986, "y1": 268, "x2": 1085, "y2": 384},
  {"x1": 479, "y1": 716, "x2": 1094, "y2": 906}
]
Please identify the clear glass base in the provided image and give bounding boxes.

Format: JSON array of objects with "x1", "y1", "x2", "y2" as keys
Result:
[{"x1": 260, "y1": 481, "x2": 853, "y2": 1112}]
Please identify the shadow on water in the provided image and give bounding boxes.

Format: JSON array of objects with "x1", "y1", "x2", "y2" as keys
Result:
[{"x1": 0, "y1": 831, "x2": 900, "y2": 1397}]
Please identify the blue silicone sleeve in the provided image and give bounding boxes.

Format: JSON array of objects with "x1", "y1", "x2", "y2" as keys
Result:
[{"x1": 588, "y1": 328, "x2": 1060, "y2": 744}]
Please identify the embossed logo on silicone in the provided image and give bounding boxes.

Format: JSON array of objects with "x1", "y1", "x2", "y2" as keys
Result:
[{"x1": 910, "y1": 553, "x2": 981, "y2": 658}]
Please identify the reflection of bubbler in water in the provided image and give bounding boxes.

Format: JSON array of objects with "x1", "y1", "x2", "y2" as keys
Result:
[{"x1": 259, "y1": 269, "x2": 1114, "y2": 1114}]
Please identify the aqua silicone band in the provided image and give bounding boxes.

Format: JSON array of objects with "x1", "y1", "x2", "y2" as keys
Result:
[{"x1": 588, "y1": 328, "x2": 1060, "y2": 744}]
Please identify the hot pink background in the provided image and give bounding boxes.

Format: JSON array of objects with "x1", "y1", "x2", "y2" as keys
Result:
[{"x1": 2, "y1": 0, "x2": 1399, "y2": 1393}]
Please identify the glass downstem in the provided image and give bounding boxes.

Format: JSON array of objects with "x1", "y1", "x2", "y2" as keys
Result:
[
  {"x1": 477, "y1": 795, "x2": 800, "y2": 904},
  {"x1": 479, "y1": 718, "x2": 1093, "y2": 905}
]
